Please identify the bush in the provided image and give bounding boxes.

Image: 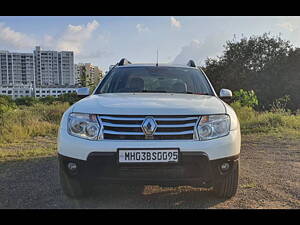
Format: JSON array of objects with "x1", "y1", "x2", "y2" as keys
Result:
[
  {"x1": 0, "y1": 95, "x2": 15, "y2": 106},
  {"x1": 57, "y1": 93, "x2": 81, "y2": 105},
  {"x1": 233, "y1": 89, "x2": 259, "y2": 108},
  {"x1": 0, "y1": 95, "x2": 16, "y2": 116},
  {"x1": 39, "y1": 96, "x2": 57, "y2": 105},
  {"x1": 270, "y1": 95, "x2": 291, "y2": 114},
  {"x1": 15, "y1": 96, "x2": 39, "y2": 106}
]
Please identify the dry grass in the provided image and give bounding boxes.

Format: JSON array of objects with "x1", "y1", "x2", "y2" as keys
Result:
[
  {"x1": 231, "y1": 102, "x2": 300, "y2": 138},
  {"x1": 0, "y1": 136, "x2": 57, "y2": 163},
  {"x1": 0, "y1": 102, "x2": 69, "y2": 144}
]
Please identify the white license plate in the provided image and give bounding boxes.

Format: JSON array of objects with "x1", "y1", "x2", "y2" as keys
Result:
[{"x1": 119, "y1": 149, "x2": 179, "y2": 163}]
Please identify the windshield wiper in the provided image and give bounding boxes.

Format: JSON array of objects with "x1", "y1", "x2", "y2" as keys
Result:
[{"x1": 174, "y1": 91, "x2": 211, "y2": 95}]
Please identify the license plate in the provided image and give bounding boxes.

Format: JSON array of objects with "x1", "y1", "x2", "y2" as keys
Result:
[{"x1": 118, "y1": 149, "x2": 179, "y2": 163}]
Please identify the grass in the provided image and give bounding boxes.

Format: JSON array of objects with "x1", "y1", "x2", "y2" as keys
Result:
[
  {"x1": 0, "y1": 102, "x2": 69, "y2": 143},
  {"x1": 0, "y1": 136, "x2": 57, "y2": 163},
  {"x1": 0, "y1": 102, "x2": 68, "y2": 163},
  {"x1": 231, "y1": 102, "x2": 300, "y2": 139}
]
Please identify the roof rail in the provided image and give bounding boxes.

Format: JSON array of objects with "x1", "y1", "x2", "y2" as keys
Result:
[
  {"x1": 118, "y1": 58, "x2": 132, "y2": 66},
  {"x1": 187, "y1": 60, "x2": 196, "y2": 67}
]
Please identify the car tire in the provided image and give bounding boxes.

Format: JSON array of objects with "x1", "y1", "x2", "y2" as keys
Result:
[
  {"x1": 213, "y1": 160, "x2": 239, "y2": 198},
  {"x1": 59, "y1": 165, "x2": 88, "y2": 198}
]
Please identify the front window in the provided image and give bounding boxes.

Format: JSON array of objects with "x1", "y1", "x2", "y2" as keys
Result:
[{"x1": 95, "y1": 66, "x2": 213, "y2": 95}]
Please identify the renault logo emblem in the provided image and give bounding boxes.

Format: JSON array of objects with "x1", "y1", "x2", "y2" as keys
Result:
[{"x1": 142, "y1": 117, "x2": 157, "y2": 136}]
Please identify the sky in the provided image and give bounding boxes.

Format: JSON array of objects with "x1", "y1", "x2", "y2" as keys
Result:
[{"x1": 0, "y1": 16, "x2": 300, "y2": 71}]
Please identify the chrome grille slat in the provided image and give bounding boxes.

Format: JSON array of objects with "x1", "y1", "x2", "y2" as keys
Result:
[
  {"x1": 104, "y1": 130, "x2": 144, "y2": 135},
  {"x1": 103, "y1": 130, "x2": 194, "y2": 136},
  {"x1": 102, "y1": 122, "x2": 141, "y2": 128},
  {"x1": 152, "y1": 117, "x2": 198, "y2": 121},
  {"x1": 157, "y1": 123, "x2": 196, "y2": 128},
  {"x1": 98, "y1": 115, "x2": 200, "y2": 140},
  {"x1": 102, "y1": 122, "x2": 196, "y2": 128},
  {"x1": 101, "y1": 116, "x2": 198, "y2": 121},
  {"x1": 101, "y1": 116, "x2": 144, "y2": 121}
]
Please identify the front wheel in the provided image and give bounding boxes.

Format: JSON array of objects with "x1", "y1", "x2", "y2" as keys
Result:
[{"x1": 213, "y1": 160, "x2": 239, "y2": 198}]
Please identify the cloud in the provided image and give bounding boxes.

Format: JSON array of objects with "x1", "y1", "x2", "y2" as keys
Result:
[
  {"x1": 278, "y1": 22, "x2": 296, "y2": 32},
  {"x1": 170, "y1": 17, "x2": 181, "y2": 29},
  {"x1": 0, "y1": 20, "x2": 101, "y2": 55},
  {"x1": 55, "y1": 20, "x2": 100, "y2": 54},
  {"x1": 276, "y1": 16, "x2": 300, "y2": 47},
  {"x1": 75, "y1": 49, "x2": 112, "y2": 61},
  {"x1": 0, "y1": 22, "x2": 37, "y2": 49},
  {"x1": 277, "y1": 16, "x2": 300, "y2": 32},
  {"x1": 0, "y1": 19, "x2": 111, "y2": 69},
  {"x1": 173, "y1": 32, "x2": 232, "y2": 66},
  {"x1": 136, "y1": 24, "x2": 150, "y2": 33}
]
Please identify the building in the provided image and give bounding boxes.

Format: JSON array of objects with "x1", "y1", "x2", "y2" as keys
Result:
[
  {"x1": 0, "y1": 51, "x2": 35, "y2": 86},
  {"x1": 34, "y1": 46, "x2": 74, "y2": 86},
  {"x1": 75, "y1": 63, "x2": 103, "y2": 87},
  {"x1": 0, "y1": 85, "x2": 77, "y2": 99},
  {"x1": 0, "y1": 47, "x2": 78, "y2": 99},
  {"x1": 0, "y1": 85, "x2": 33, "y2": 98},
  {"x1": 34, "y1": 87, "x2": 77, "y2": 98},
  {"x1": 0, "y1": 46, "x2": 75, "y2": 88}
]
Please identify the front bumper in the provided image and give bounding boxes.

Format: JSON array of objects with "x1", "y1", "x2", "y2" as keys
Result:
[
  {"x1": 58, "y1": 152, "x2": 240, "y2": 187},
  {"x1": 58, "y1": 129, "x2": 241, "y2": 161}
]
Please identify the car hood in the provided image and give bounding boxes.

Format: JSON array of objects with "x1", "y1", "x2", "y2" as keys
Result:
[{"x1": 72, "y1": 93, "x2": 226, "y2": 115}]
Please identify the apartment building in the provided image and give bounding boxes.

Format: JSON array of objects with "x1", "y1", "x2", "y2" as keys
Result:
[
  {"x1": 0, "y1": 51, "x2": 35, "y2": 86},
  {"x1": 0, "y1": 47, "x2": 74, "y2": 88},
  {"x1": 34, "y1": 46, "x2": 74, "y2": 86},
  {"x1": 75, "y1": 63, "x2": 103, "y2": 86},
  {"x1": 0, "y1": 47, "x2": 86, "y2": 99}
]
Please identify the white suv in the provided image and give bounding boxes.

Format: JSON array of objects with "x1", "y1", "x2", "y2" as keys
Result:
[{"x1": 58, "y1": 59, "x2": 241, "y2": 199}]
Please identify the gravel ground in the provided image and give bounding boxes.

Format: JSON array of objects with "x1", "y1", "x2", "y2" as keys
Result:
[{"x1": 0, "y1": 135, "x2": 299, "y2": 209}]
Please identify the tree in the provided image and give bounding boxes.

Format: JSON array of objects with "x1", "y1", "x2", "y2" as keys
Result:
[
  {"x1": 80, "y1": 66, "x2": 87, "y2": 87},
  {"x1": 202, "y1": 33, "x2": 298, "y2": 111}
]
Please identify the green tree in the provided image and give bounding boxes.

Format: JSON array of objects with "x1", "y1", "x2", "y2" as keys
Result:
[
  {"x1": 202, "y1": 33, "x2": 297, "y2": 110},
  {"x1": 80, "y1": 66, "x2": 87, "y2": 87}
]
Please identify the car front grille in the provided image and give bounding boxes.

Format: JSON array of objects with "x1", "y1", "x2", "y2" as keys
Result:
[{"x1": 98, "y1": 115, "x2": 200, "y2": 140}]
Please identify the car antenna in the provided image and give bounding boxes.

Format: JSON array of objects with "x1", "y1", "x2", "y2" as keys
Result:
[{"x1": 156, "y1": 49, "x2": 158, "y2": 66}]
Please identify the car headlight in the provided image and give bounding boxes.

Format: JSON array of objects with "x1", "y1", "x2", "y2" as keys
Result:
[
  {"x1": 67, "y1": 113, "x2": 103, "y2": 140},
  {"x1": 195, "y1": 114, "x2": 230, "y2": 141}
]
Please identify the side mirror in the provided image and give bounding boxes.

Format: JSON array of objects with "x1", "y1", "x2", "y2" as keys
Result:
[
  {"x1": 76, "y1": 87, "x2": 90, "y2": 98},
  {"x1": 219, "y1": 88, "x2": 233, "y2": 103}
]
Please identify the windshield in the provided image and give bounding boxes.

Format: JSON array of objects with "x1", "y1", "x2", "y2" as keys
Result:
[{"x1": 95, "y1": 66, "x2": 213, "y2": 95}]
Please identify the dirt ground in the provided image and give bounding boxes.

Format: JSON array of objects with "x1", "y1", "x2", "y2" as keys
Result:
[{"x1": 0, "y1": 135, "x2": 299, "y2": 209}]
